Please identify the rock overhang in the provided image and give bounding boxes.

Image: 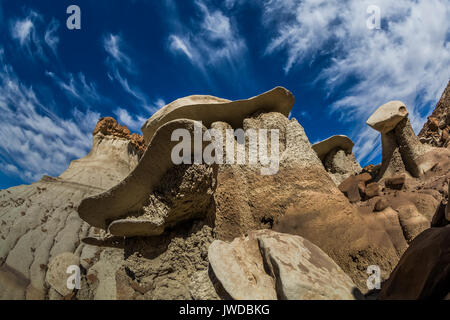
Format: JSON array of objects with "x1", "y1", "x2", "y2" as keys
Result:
[
  {"x1": 366, "y1": 100, "x2": 409, "y2": 134},
  {"x1": 78, "y1": 87, "x2": 296, "y2": 233},
  {"x1": 141, "y1": 86, "x2": 295, "y2": 144},
  {"x1": 312, "y1": 135, "x2": 355, "y2": 162}
]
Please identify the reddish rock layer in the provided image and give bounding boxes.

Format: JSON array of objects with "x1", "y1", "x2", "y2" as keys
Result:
[
  {"x1": 93, "y1": 117, "x2": 146, "y2": 154},
  {"x1": 419, "y1": 81, "x2": 450, "y2": 148}
]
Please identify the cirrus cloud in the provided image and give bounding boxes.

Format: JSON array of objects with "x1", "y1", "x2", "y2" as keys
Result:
[{"x1": 263, "y1": 0, "x2": 450, "y2": 162}]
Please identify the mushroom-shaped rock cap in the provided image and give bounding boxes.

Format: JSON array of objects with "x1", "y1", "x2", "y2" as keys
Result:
[
  {"x1": 78, "y1": 119, "x2": 208, "y2": 230},
  {"x1": 141, "y1": 86, "x2": 295, "y2": 144},
  {"x1": 366, "y1": 101, "x2": 409, "y2": 133},
  {"x1": 312, "y1": 135, "x2": 355, "y2": 161}
]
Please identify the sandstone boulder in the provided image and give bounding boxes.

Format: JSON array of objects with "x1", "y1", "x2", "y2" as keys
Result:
[
  {"x1": 208, "y1": 232, "x2": 277, "y2": 300},
  {"x1": 364, "y1": 182, "x2": 381, "y2": 199},
  {"x1": 45, "y1": 252, "x2": 79, "y2": 297},
  {"x1": 78, "y1": 119, "x2": 210, "y2": 233},
  {"x1": 379, "y1": 226, "x2": 450, "y2": 300},
  {"x1": 395, "y1": 204, "x2": 430, "y2": 243},
  {"x1": 274, "y1": 198, "x2": 409, "y2": 291},
  {"x1": 338, "y1": 173, "x2": 372, "y2": 203},
  {"x1": 385, "y1": 174, "x2": 406, "y2": 190},
  {"x1": 366, "y1": 101, "x2": 409, "y2": 134},
  {"x1": 338, "y1": 176, "x2": 362, "y2": 203},
  {"x1": 208, "y1": 230, "x2": 358, "y2": 300},
  {"x1": 374, "y1": 198, "x2": 389, "y2": 212}
]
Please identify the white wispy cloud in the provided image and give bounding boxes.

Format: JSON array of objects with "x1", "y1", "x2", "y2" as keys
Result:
[
  {"x1": 262, "y1": 0, "x2": 450, "y2": 163},
  {"x1": 0, "y1": 50, "x2": 99, "y2": 183},
  {"x1": 44, "y1": 18, "x2": 60, "y2": 55},
  {"x1": 10, "y1": 10, "x2": 59, "y2": 60},
  {"x1": 168, "y1": 35, "x2": 195, "y2": 61},
  {"x1": 11, "y1": 18, "x2": 34, "y2": 45},
  {"x1": 46, "y1": 71, "x2": 102, "y2": 107},
  {"x1": 103, "y1": 34, "x2": 135, "y2": 73},
  {"x1": 103, "y1": 33, "x2": 164, "y2": 118},
  {"x1": 167, "y1": 0, "x2": 247, "y2": 70},
  {"x1": 113, "y1": 107, "x2": 147, "y2": 132}
]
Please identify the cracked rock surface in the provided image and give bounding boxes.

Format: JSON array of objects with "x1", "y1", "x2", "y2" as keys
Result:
[{"x1": 0, "y1": 118, "x2": 141, "y2": 300}]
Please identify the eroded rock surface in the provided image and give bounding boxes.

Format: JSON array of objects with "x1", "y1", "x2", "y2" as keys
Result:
[
  {"x1": 45, "y1": 252, "x2": 80, "y2": 297},
  {"x1": 419, "y1": 81, "x2": 450, "y2": 148},
  {"x1": 0, "y1": 118, "x2": 141, "y2": 300},
  {"x1": 115, "y1": 222, "x2": 217, "y2": 300},
  {"x1": 141, "y1": 87, "x2": 294, "y2": 144},
  {"x1": 379, "y1": 225, "x2": 450, "y2": 300},
  {"x1": 366, "y1": 100, "x2": 448, "y2": 181},
  {"x1": 78, "y1": 88, "x2": 427, "y2": 295},
  {"x1": 313, "y1": 135, "x2": 361, "y2": 185},
  {"x1": 3, "y1": 84, "x2": 449, "y2": 301},
  {"x1": 209, "y1": 230, "x2": 359, "y2": 300}
]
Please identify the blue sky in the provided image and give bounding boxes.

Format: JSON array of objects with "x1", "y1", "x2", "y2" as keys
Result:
[{"x1": 0, "y1": 0, "x2": 449, "y2": 189}]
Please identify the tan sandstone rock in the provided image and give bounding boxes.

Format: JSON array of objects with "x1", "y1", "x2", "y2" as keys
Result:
[
  {"x1": 419, "y1": 81, "x2": 450, "y2": 148},
  {"x1": 141, "y1": 87, "x2": 294, "y2": 144},
  {"x1": 366, "y1": 101, "x2": 409, "y2": 134},
  {"x1": 312, "y1": 135, "x2": 362, "y2": 185},
  {"x1": 209, "y1": 230, "x2": 358, "y2": 300},
  {"x1": 86, "y1": 248, "x2": 124, "y2": 300},
  {"x1": 0, "y1": 118, "x2": 141, "y2": 300},
  {"x1": 208, "y1": 232, "x2": 277, "y2": 300},
  {"x1": 78, "y1": 119, "x2": 210, "y2": 233},
  {"x1": 374, "y1": 198, "x2": 390, "y2": 212},
  {"x1": 366, "y1": 100, "x2": 448, "y2": 180},
  {"x1": 77, "y1": 88, "x2": 411, "y2": 295},
  {"x1": 312, "y1": 135, "x2": 355, "y2": 161},
  {"x1": 45, "y1": 252, "x2": 79, "y2": 297},
  {"x1": 395, "y1": 204, "x2": 430, "y2": 243}
]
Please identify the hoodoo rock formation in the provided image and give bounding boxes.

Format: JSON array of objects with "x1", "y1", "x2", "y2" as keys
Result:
[
  {"x1": 366, "y1": 100, "x2": 449, "y2": 181},
  {"x1": 140, "y1": 87, "x2": 294, "y2": 144},
  {"x1": 312, "y1": 135, "x2": 362, "y2": 185},
  {"x1": 79, "y1": 87, "x2": 297, "y2": 238},
  {"x1": 1, "y1": 83, "x2": 449, "y2": 300},
  {"x1": 375, "y1": 85, "x2": 450, "y2": 300},
  {"x1": 78, "y1": 87, "x2": 426, "y2": 296}
]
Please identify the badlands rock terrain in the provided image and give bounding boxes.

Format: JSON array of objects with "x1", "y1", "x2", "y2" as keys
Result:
[
  {"x1": 0, "y1": 82, "x2": 449, "y2": 300},
  {"x1": 0, "y1": 118, "x2": 143, "y2": 299}
]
